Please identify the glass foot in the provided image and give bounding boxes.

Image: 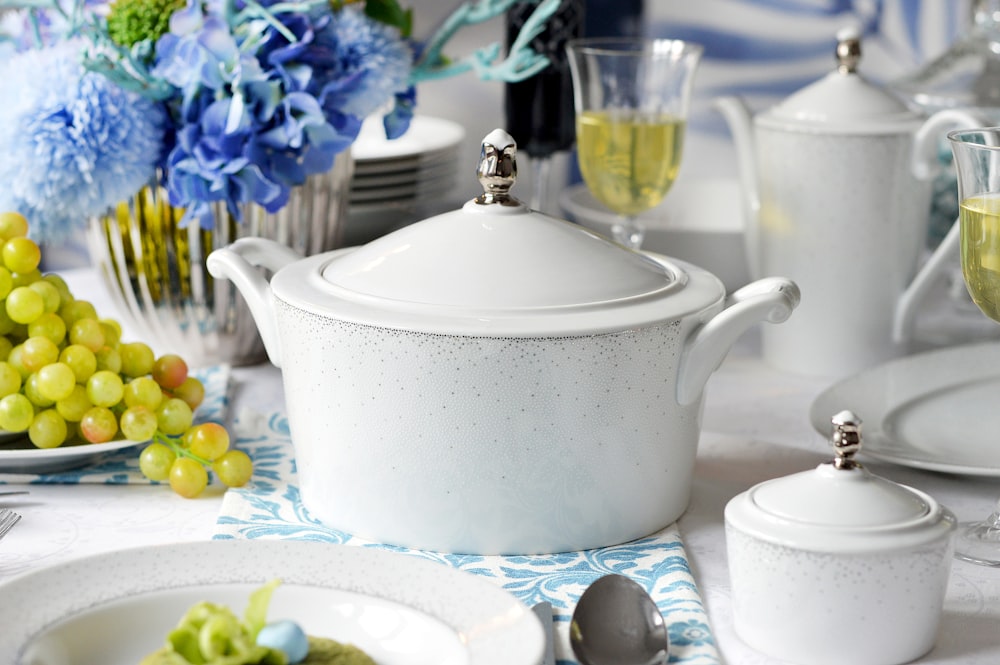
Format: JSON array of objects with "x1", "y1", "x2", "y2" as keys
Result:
[{"x1": 954, "y1": 515, "x2": 1000, "y2": 567}]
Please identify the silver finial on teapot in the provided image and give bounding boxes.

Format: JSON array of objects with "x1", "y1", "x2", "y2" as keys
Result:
[
  {"x1": 829, "y1": 410, "x2": 862, "y2": 469},
  {"x1": 835, "y1": 26, "x2": 862, "y2": 74},
  {"x1": 474, "y1": 129, "x2": 521, "y2": 207}
]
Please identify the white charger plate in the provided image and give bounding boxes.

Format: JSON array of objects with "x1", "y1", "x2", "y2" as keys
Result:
[
  {"x1": 0, "y1": 540, "x2": 544, "y2": 665},
  {"x1": 353, "y1": 116, "x2": 465, "y2": 164},
  {"x1": 810, "y1": 341, "x2": 1000, "y2": 476},
  {"x1": 0, "y1": 435, "x2": 144, "y2": 475}
]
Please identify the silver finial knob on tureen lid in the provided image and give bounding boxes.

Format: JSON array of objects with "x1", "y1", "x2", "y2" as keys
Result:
[
  {"x1": 474, "y1": 129, "x2": 521, "y2": 207},
  {"x1": 829, "y1": 409, "x2": 862, "y2": 469},
  {"x1": 835, "y1": 26, "x2": 862, "y2": 74}
]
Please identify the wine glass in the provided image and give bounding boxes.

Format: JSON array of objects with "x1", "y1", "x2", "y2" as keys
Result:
[
  {"x1": 948, "y1": 126, "x2": 1000, "y2": 566},
  {"x1": 566, "y1": 37, "x2": 702, "y2": 250}
]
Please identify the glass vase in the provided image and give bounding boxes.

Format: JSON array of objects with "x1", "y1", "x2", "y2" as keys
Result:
[{"x1": 86, "y1": 152, "x2": 354, "y2": 367}]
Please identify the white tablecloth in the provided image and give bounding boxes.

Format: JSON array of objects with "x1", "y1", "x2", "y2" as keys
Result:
[{"x1": 3, "y1": 268, "x2": 1000, "y2": 664}]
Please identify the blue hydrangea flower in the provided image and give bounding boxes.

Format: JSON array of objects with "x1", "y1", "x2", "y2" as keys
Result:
[{"x1": 0, "y1": 39, "x2": 165, "y2": 242}]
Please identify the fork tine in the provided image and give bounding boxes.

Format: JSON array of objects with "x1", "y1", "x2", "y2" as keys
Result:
[{"x1": 0, "y1": 508, "x2": 21, "y2": 540}]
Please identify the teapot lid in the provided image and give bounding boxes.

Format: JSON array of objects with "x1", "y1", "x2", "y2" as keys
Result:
[
  {"x1": 725, "y1": 411, "x2": 955, "y2": 553},
  {"x1": 758, "y1": 27, "x2": 923, "y2": 134},
  {"x1": 273, "y1": 129, "x2": 727, "y2": 336}
]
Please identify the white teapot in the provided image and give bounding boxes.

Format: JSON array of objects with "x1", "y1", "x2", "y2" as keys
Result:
[{"x1": 717, "y1": 27, "x2": 983, "y2": 377}]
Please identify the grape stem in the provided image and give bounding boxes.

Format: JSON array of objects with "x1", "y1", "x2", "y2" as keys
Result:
[{"x1": 153, "y1": 430, "x2": 213, "y2": 466}]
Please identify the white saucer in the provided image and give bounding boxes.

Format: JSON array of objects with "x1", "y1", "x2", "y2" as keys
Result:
[
  {"x1": 0, "y1": 435, "x2": 144, "y2": 474},
  {"x1": 810, "y1": 342, "x2": 1000, "y2": 476}
]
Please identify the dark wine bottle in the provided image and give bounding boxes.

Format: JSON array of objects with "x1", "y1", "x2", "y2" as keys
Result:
[{"x1": 504, "y1": 0, "x2": 585, "y2": 158}]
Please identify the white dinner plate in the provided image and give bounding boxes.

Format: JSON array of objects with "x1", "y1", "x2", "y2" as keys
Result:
[
  {"x1": 810, "y1": 341, "x2": 1000, "y2": 476},
  {"x1": 0, "y1": 435, "x2": 144, "y2": 474},
  {"x1": 0, "y1": 540, "x2": 544, "y2": 665},
  {"x1": 352, "y1": 115, "x2": 465, "y2": 163},
  {"x1": 351, "y1": 159, "x2": 457, "y2": 189}
]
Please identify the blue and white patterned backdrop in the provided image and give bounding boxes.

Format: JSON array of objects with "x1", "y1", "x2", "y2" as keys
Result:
[{"x1": 644, "y1": 0, "x2": 968, "y2": 177}]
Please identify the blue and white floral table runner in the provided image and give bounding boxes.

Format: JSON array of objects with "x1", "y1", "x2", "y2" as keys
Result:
[{"x1": 214, "y1": 410, "x2": 720, "y2": 665}]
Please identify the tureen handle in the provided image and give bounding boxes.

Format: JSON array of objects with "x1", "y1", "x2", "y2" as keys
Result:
[
  {"x1": 206, "y1": 238, "x2": 303, "y2": 368},
  {"x1": 676, "y1": 277, "x2": 800, "y2": 406}
]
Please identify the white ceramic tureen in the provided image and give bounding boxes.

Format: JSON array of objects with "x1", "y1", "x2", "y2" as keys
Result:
[
  {"x1": 208, "y1": 129, "x2": 800, "y2": 555},
  {"x1": 725, "y1": 410, "x2": 956, "y2": 665}
]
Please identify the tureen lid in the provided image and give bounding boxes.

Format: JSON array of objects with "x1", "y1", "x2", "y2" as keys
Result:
[
  {"x1": 270, "y1": 129, "x2": 726, "y2": 336},
  {"x1": 725, "y1": 411, "x2": 955, "y2": 553},
  {"x1": 758, "y1": 27, "x2": 922, "y2": 134}
]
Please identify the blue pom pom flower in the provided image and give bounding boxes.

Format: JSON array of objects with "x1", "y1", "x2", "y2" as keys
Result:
[{"x1": 0, "y1": 39, "x2": 164, "y2": 241}]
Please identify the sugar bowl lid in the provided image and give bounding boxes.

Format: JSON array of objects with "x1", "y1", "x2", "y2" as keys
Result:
[
  {"x1": 757, "y1": 27, "x2": 922, "y2": 134},
  {"x1": 725, "y1": 411, "x2": 955, "y2": 553}
]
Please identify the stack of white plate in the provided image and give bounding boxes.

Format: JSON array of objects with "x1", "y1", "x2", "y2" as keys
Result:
[{"x1": 345, "y1": 115, "x2": 465, "y2": 245}]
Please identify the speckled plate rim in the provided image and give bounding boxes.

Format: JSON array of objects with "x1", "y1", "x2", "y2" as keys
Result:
[
  {"x1": 0, "y1": 435, "x2": 144, "y2": 474},
  {"x1": 0, "y1": 540, "x2": 544, "y2": 664},
  {"x1": 809, "y1": 341, "x2": 1000, "y2": 476}
]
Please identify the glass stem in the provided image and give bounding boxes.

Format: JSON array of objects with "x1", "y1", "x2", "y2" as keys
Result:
[
  {"x1": 529, "y1": 155, "x2": 553, "y2": 213},
  {"x1": 612, "y1": 216, "x2": 645, "y2": 250}
]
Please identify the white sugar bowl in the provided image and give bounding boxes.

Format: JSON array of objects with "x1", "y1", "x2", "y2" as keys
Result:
[{"x1": 725, "y1": 410, "x2": 955, "y2": 665}]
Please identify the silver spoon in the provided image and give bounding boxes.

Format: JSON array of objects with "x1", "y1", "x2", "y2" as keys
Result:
[{"x1": 570, "y1": 574, "x2": 669, "y2": 665}]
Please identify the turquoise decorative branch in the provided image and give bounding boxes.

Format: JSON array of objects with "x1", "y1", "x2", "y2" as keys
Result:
[{"x1": 410, "y1": 0, "x2": 561, "y2": 83}]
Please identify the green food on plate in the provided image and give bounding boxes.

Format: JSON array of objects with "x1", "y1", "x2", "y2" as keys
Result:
[{"x1": 140, "y1": 580, "x2": 375, "y2": 665}]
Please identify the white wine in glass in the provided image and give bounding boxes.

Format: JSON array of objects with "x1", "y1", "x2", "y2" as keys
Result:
[
  {"x1": 949, "y1": 127, "x2": 1000, "y2": 566},
  {"x1": 567, "y1": 38, "x2": 702, "y2": 250}
]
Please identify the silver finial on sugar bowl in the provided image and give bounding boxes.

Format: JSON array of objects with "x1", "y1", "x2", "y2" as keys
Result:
[
  {"x1": 835, "y1": 26, "x2": 862, "y2": 74},
  {"x1": 474, "y1": 129, "x2": 521, "y2": 207},
  {"x1": 829, "y1": 409, "x2": 862, "y2": 469}
]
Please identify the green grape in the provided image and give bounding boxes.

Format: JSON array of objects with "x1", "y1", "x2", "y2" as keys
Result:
[
  {"x1": 212, "y1": 449, "x2": 253, "y2": 487},
  {"x1": 36, "y1": 362, "x2": 76, "y2": 402},
  {"x1": 42, "y1": 273, "x2": 72, "y2": 304},
  {"x1": 153, "y1": 353, "x2": 188, "y2": 390},
  {"x1": 0, "y1": 211, "x2": 28, "y2": 240},
  {"x1": 27, "y1": 312, "x2": 67, "y2": 345},
  {"x1": 21, "y1": 336, "x2": 60, "y2": 372},
  {"x1": 28, "y1": 280, "x2": 61, "y2": 313},
  {"x1": 6, "y1": 285, "x2": 44, "y2": 324},
  {"x1": 100, "y1": 319, "x2": 122, "y2": 347},
  {"x1": 86, "y1": 370, "x2": 124, "y2": 408},
  {"x1": 59, "y1": 344, "x2": 97, "y2": 383},
  {"x1": 29, "y1": 409, "x2": 67, "y2": 449},
  {"x1": 156, "y1": 397, "x2": 193, "y2": 436},
  {"x1": 56, "y1": 384, "x2": 92, "y2": 422},
  {"x1": 0, "y1": 361, "x2": 21, "y2": 398},
  {"x1": 69, "y1": 318, "x2": 105, "y2": 352},
  {"x1": 0, "y1": 303, "x2": 16, "y2": 336},
  {"x1": 120, "y1": 405, "x2": 158, "y2": 441},
  {"x1": 0, "y1": 336, "x2": 11, "y2": 361},
  {"x1": 2, "y1": 236, "x2": 41, "y2": 274},
  {"x1": 59, "y1": 300, "x2": 97, "y2": 327},
  {"x1": 123, "y1": 375, "x2": 163, "y2": 410},
  {"x1": 80, "y1": 406, "x2": 118, "y2": 443},
  {"x1": 0, "y1": 266, "x2": 13, "y2": 300},
  {"x1": 120, "y1": 342, "x2": 155, "y2": 378},
  {"x1": 23, "y1": 374, "x2": 55, "y2": 408},
  {"x1": 0, "y1": 393, "x2": 33, "y2": 431},
  {"x1": 6, "y1": 345, "x2": 29, "y2": 379},
  {"x1": 95, "y1": 345, "x2": 122, "y2": 373},
  {"x1": 169, "y1": 457, "x2": 208, "y2": 498},
  {"x1": 172, "y1": 376, "x2": 205, "y2": 410},
  {"x1": 139, "y1": 442, "x2": 176, "y2": 481},
  {"x1": 11, "y1": 269, "x2": 41, "y2": 288},
  {"x1": 186, "y1": 422, "x2": 229, "y2": 461}
]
